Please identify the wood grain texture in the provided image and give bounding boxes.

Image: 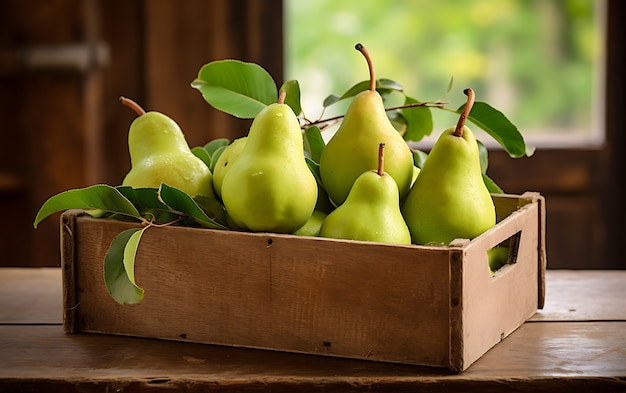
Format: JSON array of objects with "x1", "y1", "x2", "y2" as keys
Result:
[
  {"x1": 59, "y1": 194, "x2": 544, "y2": 371},
  {"x1": 532, "y1": 270, "x2": 626, "y2": 321},
  {"x1": 0, "y1": 267, "x2": 62, "y2": 324},
  {"x1": 1, "y1": 269, "x2": 624, "y2": 392},
  {"x1": 0, "y1": 323, "x2": 624, "y2": 392}
]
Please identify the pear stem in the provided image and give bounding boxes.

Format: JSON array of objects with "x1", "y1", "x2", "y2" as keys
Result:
[
  {"x1": 355, "y1": 43, "x2": 376, "y2": 91},
  {"x1": 377, "y1": 143, "x2": 385, "y2": 176},
  {"x1": 454, "y1": 88, "x2": 475, "y2": 137},
  {"x1": 278, "y1": 89, "x2": 286, "y2": 105},
  {"x1": 119, "y1": 96, "x2": 146, "y2": 116}
]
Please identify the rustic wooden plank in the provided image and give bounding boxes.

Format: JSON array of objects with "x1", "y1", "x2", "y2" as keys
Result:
[
  {"x1": 0, "y1": 323, "x2": 624, "y2": 392},
  {"x1": 59, "y1": 193, "x2": 543, "y2": 371},
  {"x1": 70, "y1": 215, "x2": 453, "y2": 367},
  {"x1": 0, "y1": 268, "x2": 62, "y2": 324},
  {"x1": 459, "y1": 198, "x2": 541, "y2": 370},
  {"x1": 531, "y1": 270, "x2": 626, "y2": 322}
]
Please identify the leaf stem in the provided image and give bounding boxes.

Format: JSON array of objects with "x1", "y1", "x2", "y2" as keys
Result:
[
  {"x1": 304, "y1": 100, "x2": 446, "y2": 129},
  {"x1": 140, "y1": 216, "x2": 185, "y2": 228}
]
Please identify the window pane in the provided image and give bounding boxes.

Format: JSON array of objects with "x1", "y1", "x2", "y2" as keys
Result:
[{"x1": 284, "y1": 0, "x2": 606, "y2": 148}]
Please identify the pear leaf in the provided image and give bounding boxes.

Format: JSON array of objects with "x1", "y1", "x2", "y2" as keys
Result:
[
  {"x1": 387, "y1": 110, "x2": 407, "y2": 136},
  {"x1": 209, "y1": 145, "x2": 228, "y2": 172},
  {"x1": 191, "y1": 146, "x2": 212, "y2": 168},
  {"x1": 458, "y1": 101, "x2": 530, "y2": 158},
  {"x1": 115, "y1": 186, "x2": 178, "y2": 224},
  {"x1": 303, "y1": 125, "x2": 325, "y2": 163},
  {"x1": 305, "y1": 157, "x2": 323, "y2": 186},
  {"x1": 477, "y1": 139, "x2": 489, "y2": 174},
  {"x1": 104, "y1": 227, "x2": 146, "y2": 305},
  {"x1": 191, "y1": 59, "x2": 277, "y2": 119},
  {"x1": 280, "y1": 79, "x2": 302, "y2": 116},
  {"x1": 157, "y1": 183, "x2": 227, "y2": 229},
  {"x1": 323, "y1": 94, "x2": 341, "y2": 108},
  {"x1": 33, "y1": 184, "x2": 141, "y2": 228},
  {"x1": 412, "y1": 149, "x2": 428, "y2": 169},
  {"x1": 483, "y1": 173, "x2": 504, "y2": 194},
  {"x1": 402, "y1": 96, "x2": 434, "y2": 142},
  {"x1": 204, "y1": 138, "x2": 231, "y2": 156}
]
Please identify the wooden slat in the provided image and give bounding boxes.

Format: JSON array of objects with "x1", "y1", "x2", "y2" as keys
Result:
[
  {"x1": 531, "y1": 270, "x2": 626, "y2": 322},
  {"x1": 0, "y1": 323, "x2": 624, "y2": 392},
  {"x1": 0, "y1": 268, "x2": 62, "y2": 324}
]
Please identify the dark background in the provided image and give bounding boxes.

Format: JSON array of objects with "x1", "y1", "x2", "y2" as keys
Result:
[{"x1": 0, "y1": 0, "x2": 623, "y2": 269}]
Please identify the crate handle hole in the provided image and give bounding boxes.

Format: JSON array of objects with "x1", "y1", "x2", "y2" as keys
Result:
[{"x1": 488, "y1": 230, "x2": 521, "y2": 275}]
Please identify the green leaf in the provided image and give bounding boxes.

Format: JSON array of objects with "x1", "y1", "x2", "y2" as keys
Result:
[
  {"x1": 193, "y1": 194, "x2": 229, "y2": 228},
  {"x1": 402, "y1": 96, "x2": 434, "y2": 142},
  {"x1": 115, "y1": 186, "x2": 178, "y2": 223},
  {"x1": 305, "y1": 157, "x2": 322, "y2": 186},
  {"x1": 387, "y1": 110, "x2": 407, "y2": 135},
  {"x1": 33, "y1": 184, "x2": 140, "y2": 228},
  {"x1": 157, "y1": 183, "x2": 227, "y2": 229},
  {"x1": 103, "y1": 227, "x2": 146, "y2": 305},
  {"x1": 209, "y1": 145, "x2": 228, "y2": 172},
  {"x1": 483, "y1": 173, "x2": 504, "y2": 194},
  {"x1": 412, "y1": 149, "x2": 428, "y2": 169},
  {"x1": 191, "y1": 59, "x2": 277, "y2": 119},
  {"x1": 303, "y1": 125, "x2": 325, "y2": 163},
  {"x1": 323, "y1": 94, "x2": 341, "y2": 107},
  {"x1": 204, "y1": 138, "x2": 231, "y2": 156},
  {"x1": 191, "y1": 146, "x2": 212, "y2": 168},
  {"x1": 457, "y1": 101, "x2": 529, "y2": 158},
  {"x1": 477, "y1": 140, "x2": 489, "y2": 174},
  {"x1": 280, "y1": 79, "x2": 302, "y2": 116}
]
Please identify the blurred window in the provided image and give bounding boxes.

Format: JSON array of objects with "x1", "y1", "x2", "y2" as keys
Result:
[{"x1": 284, "y1": 0, "x2": 606, "y2": 148}]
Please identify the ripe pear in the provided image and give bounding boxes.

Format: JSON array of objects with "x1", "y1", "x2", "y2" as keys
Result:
[
  {"x1": 293, "y1": 210, "x2": 328, "y2": 237},
  {"x1": 401, "y1": 89, "x2": 496, "y2": 245},
  {"x1": 212, "y1": 136, "x2": 247, "y2": 200},
  {"x1": 319, "y1": 143, "x2": 411, "y2": 245},
  {"x1": 119, "y1": 97, "x2": 215, "y2": 198},
  {"x1": 488, "y1": 246, "x2": 510, "y2": 273},
  {"x1": 319, "y1": 43, "x2": 414, "y2": 206},
  {"x1": 221, "y1": 91, "x2": 317, "y2": 233}
]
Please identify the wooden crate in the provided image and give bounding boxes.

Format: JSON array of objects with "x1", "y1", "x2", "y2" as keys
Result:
[{"x1": 60, "y1": 192, "x2": 546, "y2": 372}]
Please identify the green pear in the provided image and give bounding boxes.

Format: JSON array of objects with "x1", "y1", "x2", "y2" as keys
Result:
[
  {"x1": 319, "y1": 43, "x2": 414, "y2": 206},
  {"x1": 488, "y1": 246, "x2": 510, "y2": 273},
  {"x1": 293, "y1": 210, "x2": 328, "y2": 237},
  {"x1": 319, "y1": 143, "x2": 411, "y2": 245},
  {"x1": 401, "y1": 88, "x2": 496, "y2": 245},
  {"x1": 221, "y1": 91, "x2": 318, "y2": 233},
  {"x1": 212, "y1": 136, "x2": 247, "y2": 200},
  {"x1": 120, "y1": 97, "x2": 215, "y2": 198}
]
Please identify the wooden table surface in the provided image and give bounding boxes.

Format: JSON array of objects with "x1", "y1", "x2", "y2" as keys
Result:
[{"x1": 1, "y1": 268, "x2": 625, "y2": 392}]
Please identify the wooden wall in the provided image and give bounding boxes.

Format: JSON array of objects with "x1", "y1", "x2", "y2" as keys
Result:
[
  {"x1": 0, "y1": 0, "x2": 623, "y2": 269},
  {"x1": 0, "y1": 0, "x2": 283, "y2": 267}
]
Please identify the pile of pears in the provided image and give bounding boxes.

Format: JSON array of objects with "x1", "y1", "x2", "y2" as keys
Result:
[{"x1": 120, "y1": 43, "x2": 496, "y2": 247}]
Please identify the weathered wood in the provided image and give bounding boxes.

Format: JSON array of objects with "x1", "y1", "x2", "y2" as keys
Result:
[
  {"x1": 60, "y1": 193, "x2": 544, "y2": 371},
  {"x1": 532, "y1": 270, "x2": 626, "y2": 321},
  {"x1": 0, "y1": 268, "x2": 62, "y2": 324},
  {"x1": 0, "y1": 322, "x2": 624, "y2": 392},
  {"x1": 1, "y1": 269, "x2": 625, "y2": 392}
]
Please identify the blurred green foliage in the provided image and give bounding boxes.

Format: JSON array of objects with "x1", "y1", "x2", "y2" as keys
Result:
[{"x1": 284, "y1": 0, "x2": 602, "y2": 142}]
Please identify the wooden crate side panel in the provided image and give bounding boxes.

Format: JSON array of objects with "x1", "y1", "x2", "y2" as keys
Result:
[
  {"x1": 459, "y1": 200, "x2": 541, "y2": 370},
  {"x1": 72, "y1": 217, "x2": 453, "y2": 366}
]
